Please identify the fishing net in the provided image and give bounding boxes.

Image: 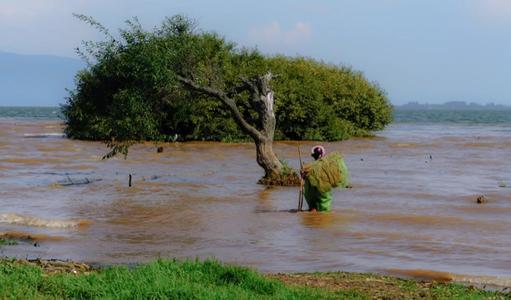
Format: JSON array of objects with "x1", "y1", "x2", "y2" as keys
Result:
[{"x1": 303, "y1": 152, "x2": 349, "y2": 193}]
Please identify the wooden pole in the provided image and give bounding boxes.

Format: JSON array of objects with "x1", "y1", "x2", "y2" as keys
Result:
[{"x1": 298, "y1": 146, "x2": 304, "y2": 211}]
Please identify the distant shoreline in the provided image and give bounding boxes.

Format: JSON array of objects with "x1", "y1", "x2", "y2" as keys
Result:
[
  {"x1": 1, "y1": 105, "x2": 511, "y2": 127},
  {"x1": 395, "y1": 101, "x2": 511, "y2": 111}
]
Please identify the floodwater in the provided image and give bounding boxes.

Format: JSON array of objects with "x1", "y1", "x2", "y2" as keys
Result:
[{"x1": 1, "y1": 120, "x2": 511, "y2": 286}]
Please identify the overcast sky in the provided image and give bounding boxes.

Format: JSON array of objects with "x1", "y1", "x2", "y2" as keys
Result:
[{"x1": 1, "y1": 0, "x2": 511, "y2": 105}]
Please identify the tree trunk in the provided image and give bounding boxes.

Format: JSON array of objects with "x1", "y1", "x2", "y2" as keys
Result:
[
  {"x1": 255, "y1": 138, "x2": 282, "y2": 179},
  {"x1": 249, "y1": 74, "x2": 283, "y2": 179},
  {"x1": 178, "y1": 72, "x2": 299, "y2": 184}
]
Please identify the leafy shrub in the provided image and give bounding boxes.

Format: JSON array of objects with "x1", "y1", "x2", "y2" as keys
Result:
[{"x1": 63, "y1": 15, "x2": 392, "y2": 142}]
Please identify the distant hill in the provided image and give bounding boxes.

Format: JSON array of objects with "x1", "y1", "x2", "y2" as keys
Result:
[
  {"x1": 396, "y1": 101, "x2": 511, "y2": 111},
  {"x1": 0, "y1": 51, "x2": 84, "y2": 106}
]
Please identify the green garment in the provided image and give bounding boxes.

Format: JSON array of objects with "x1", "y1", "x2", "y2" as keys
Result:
[
  {"x1": 303, "y1": 155, "x2": 349, "y2": 212},
  {"x1": 304, "y1": 179, "x2": 333, "y2": 211}
]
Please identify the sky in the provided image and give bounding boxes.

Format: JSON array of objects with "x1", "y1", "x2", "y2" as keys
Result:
[{"x1": 1, "y1": 0, "x2": 511, "y2": 105}]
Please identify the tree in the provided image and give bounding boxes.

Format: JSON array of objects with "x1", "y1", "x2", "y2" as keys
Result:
[
  {"x1": 66, "y1": 15, "x2": 298, "y2": 184},
  {"x1": 177, "y1": 72, "x2": 284, "y2": 179},
  {"x1": 64, "y1": 15, "x2": 393, "y2": 185}
]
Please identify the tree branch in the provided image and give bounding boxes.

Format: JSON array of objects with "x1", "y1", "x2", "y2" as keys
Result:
[
  {"x1": 226, "y1": 81, "x2": 250, "y2": 98},
  {"x1": 177, "y1": 75, "x2": 264, "y2": 140},
  {"x1": 239, "y1": 76, "x2": 258, "y2": 93}
]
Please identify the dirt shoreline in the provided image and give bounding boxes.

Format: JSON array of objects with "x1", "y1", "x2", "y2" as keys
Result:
[
  {"x1": 270, "y1": 272, "x2": 511, "y2": 299},
  {"x1": 4, "y1": 258, "x2": 94, "y2": 275}
]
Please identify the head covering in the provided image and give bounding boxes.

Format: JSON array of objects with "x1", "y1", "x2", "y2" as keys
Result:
[{"x1": 311, "y1": 145, "x2": 325, "y2": 160}]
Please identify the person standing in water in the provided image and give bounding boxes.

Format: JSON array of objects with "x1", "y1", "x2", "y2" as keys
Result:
[{"x1": 301, "y1": 145, "x2": 349, "y2": 212}]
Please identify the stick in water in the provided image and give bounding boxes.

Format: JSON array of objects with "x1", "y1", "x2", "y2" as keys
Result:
[{"x1": 298, "y1": 146, "x2": 304, "y2": 211}]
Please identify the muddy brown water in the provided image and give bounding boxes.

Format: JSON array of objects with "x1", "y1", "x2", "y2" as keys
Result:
[{"x1": 1, "y1": 120, "x2": 510, "y2": 286}]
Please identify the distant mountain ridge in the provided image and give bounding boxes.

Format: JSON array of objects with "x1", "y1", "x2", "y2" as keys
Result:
[
  {"x1": 396, "y1": 101, "x2": 511, "y2": 110},
  {"x1": 0, "y1": 51, "x2": 84, "y2": 106}
]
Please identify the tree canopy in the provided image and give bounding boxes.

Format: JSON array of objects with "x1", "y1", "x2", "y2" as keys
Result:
[{"x1": 63, "y1": 15, "x2": 393, "y2": 146}]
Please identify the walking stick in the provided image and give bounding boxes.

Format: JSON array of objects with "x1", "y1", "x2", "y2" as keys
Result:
[{"x1": 298, "y1": 146, "x2": 304, "y2": 211}]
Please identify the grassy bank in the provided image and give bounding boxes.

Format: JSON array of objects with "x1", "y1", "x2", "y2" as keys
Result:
[
  {"x1": 0, "y1": 240, "x2": 16, "y2": 247},
  {"x1": 0, "y1": 259, "x2": 508, "y2": 299}
]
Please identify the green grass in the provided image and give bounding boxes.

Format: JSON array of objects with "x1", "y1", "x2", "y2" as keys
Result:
[
  {"x1": 0, "y1": 238, "x2": 17, "y2": 246},
  {"x1": 0, "y1": 259, "x2": 508, "y2": 299},
  {"x1": 0, "y1": 259, "x2": 333, "y2": 299}
]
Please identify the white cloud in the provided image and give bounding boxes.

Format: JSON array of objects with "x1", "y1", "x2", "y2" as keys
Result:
[{"x1": 250, "y1": 21, "x2": 312, "y2": 50}]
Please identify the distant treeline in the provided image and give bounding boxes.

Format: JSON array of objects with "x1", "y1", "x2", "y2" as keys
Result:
[
  {"x1": 396, "y1": 101, "x2": 511, "y2": 111},
  {"x1": 63, "y1": 15, "x2": 393, "y2": 142}
]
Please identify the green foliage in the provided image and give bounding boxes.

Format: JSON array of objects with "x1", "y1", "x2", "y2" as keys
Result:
[
  {"x1": 305, "y1": 152, "x2": 349, "y2": 193},
  {"x1": 63, "y1": 15, "x2": 393, "y2": 146},
  {"x1": 0, "y1": 259, "x2": 334, "y2": 299},
  {"x1": 269, "y1": 56, "x2": 392, "y2": 141},
  {"x1": 0, "y1": 239, "x2": 17, "y2": 246}
]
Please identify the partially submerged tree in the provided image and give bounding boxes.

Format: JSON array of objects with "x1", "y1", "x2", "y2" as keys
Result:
[
  {"x1": 66, "y1": 15, "x2": 298, "y2": 184},
  {"x1": 64, "y1": 15, "x2": 393, "y2": 185}
]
